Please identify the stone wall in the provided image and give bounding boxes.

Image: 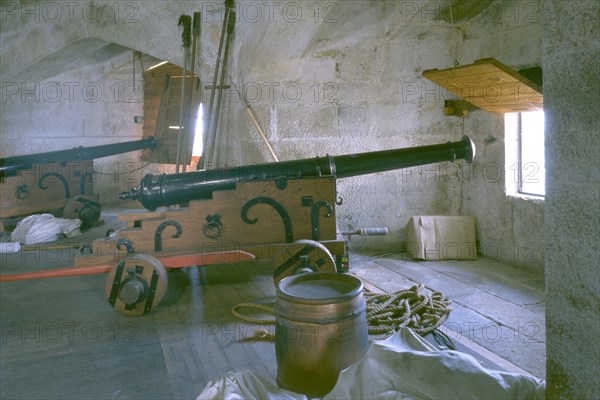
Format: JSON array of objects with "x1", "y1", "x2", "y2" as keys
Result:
[
  {"x1": 542, "y1": 1, "x2": 600, "y2": 398},
  {"x1": 2, "y1": 2, "x2": 599, "y2": 397},
  {"x1": 0, "y1": 45, "x2": 147, "y2": 205},
  {"x1": 459, "y1": 0, "x2": 545, "y2": 271},
  {"x1": 233, "y1": 1, "x2": 465, "y2": 250},
  {"x1": 1, "y1": 0, "x2": 546, "y2": 266}
]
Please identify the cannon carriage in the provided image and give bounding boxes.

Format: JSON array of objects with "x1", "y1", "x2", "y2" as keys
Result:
[{"x1": 1, "y1": 136, "x2": 475, "y2": 316}]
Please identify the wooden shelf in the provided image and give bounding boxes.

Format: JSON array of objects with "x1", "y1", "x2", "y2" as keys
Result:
[{"x1": 423, "y1": 58, "x2": 543, "y2": 113}]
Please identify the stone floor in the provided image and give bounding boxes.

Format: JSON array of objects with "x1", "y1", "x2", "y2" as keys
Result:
[{"x1": 0, "y1": 209, "x2": 546, "y2": 399}]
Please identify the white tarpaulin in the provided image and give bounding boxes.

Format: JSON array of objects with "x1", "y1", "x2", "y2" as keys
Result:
[{"x1": 197, "y1": 329, "x2": 545, "y2": 400}]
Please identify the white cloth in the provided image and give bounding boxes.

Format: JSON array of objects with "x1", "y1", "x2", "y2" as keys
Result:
[
  {"x1": 197, "y1": 369, "x2": 305, "y2": 400},
  {"x1": 327, "y1": 329, "x2": 545, "y2": 400},
  {"x1": 10, "y1": 213, "x2": 81, "y2": 245},
  {"x1": 197, "y1": 329, "x2": 545, "y2": 400}
]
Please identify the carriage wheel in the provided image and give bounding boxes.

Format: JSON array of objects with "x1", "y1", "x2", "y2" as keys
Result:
[
  {"x1": 105, "y1": 253, "x2": 168, "y2": 316},
  {"x1": 63, "y1": 194, "x2": 101, "y2": 228},
  {"x1": 273, "y1": 239, "x2": 337, "y2": 285}
]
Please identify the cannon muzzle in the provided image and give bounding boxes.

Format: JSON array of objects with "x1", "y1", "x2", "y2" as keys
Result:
[{"x1": 120, "y1": 136, "x2": 475, "y2": 211}]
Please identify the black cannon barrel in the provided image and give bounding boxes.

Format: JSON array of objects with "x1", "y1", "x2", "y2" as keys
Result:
[
  {"x1": 120, "y1": 136, "x2": 475, "y2": 211},
  {"x1": 0, "y1": 136, "x2": 157, "y2": 177}
]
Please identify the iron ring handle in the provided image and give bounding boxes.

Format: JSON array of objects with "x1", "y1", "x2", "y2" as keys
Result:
[
  {"x1": 204, "y1": 220, "x2": 223, "y2": 239},
  {"x1": 15, "y1": 184, "x2": 29, "y2": 200}
]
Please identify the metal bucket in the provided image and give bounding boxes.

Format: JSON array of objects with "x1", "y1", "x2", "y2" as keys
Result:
[{"x1": 275, "y1": 272, "x2": 368, "y2": 397}]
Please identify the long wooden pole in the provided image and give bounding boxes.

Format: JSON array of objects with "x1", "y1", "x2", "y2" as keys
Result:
[
  {"x1": 175, "y1": 15, "x2": 192, "y2": 173},
  {"x1": 183, "y1": 12, "x2": 202, "y2": 172}
]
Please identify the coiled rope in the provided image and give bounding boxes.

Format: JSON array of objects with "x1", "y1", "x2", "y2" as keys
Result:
[
  {"x1": 231, "y1": 303, "x2": 276, "y2": 325},
  {"x1": 364, "y1": 284, "x2": 452, "y2": 338},
  {"x1": 230, "y1": 303, "x2": 277, "y2": 342},
  {"x1": 230, "y1": 283, "x2": 452, "y2": 342}
]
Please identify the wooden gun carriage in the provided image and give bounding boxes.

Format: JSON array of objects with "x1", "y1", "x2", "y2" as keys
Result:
[{"x1": 0, "y1": 136, "x2": 475, "y2": 316}]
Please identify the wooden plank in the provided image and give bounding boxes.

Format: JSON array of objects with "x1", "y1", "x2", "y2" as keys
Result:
[
  {"x1": 73, "y1": 235, "x2": 345, "y2": 269},
  {"x1": 349, "y1": 257, "x2": 544, "y2": 377},
  {"x1": 423, "y1": 63, "x2": 502, "y2": 80},
  {"x1": 185, "y1": 263, "x2": 276, "y2": 381},
  {"x1": 1, "y1": 237, "x2": 274, "y2": 399},
  {"x1": 422, "y1": 58, "x2": 543, "y2": 113},
  {"x1": 424, "y1": 59, "x2": 541, "y2": 89},
  {"x1": 118, "y1": 209, "x2": 169, "y2": 221},
  {"x1": 152, "y1": 301, "x2": 217, "y2": 399},
  {"x1": 154, "y1": 76, "x2": 171, "y2": 142},
  {"x1": 432, "y1": 81, "x2": 541, "y2": 104},
  {"x1": 0, "y1": 270, "x2": 175, "y2": 399}
]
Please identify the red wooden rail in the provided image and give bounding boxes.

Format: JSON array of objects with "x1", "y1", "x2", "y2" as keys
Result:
[{"x1": 0, "y1": 250, "x2": 256, "y2": 282}]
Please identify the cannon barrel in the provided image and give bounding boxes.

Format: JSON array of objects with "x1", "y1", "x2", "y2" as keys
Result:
[
  {"x1": 0, "y1": 136, "x2": 157, "y2": 177},
  {"x1": 119, "y1": 136, "x2": 475, "y2": 211}
]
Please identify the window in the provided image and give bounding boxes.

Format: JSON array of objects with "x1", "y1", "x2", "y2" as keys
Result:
[
  {"x1": 191, "y1": 103, "x2": 204, "y2": 163},
  {"x1": 505, "y1": 110, "x2": 545, "y2": 197},
  {"x1": 518, "y1": 111, "x2": 545, "y2": 196}
]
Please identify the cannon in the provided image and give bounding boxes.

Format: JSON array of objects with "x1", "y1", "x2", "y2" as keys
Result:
[
  {"x1": 0, "y1": 137, "x2": 157, "y2": 227},
  {"x1": 119, "y1": 136, "x2": 475, "y2": 210},
  {"x1": 1, "y1": 136, "x2": 475, "y2": 317},
  {"x1": 0, "y1": 136, "x2": 156, "y2": 177}
]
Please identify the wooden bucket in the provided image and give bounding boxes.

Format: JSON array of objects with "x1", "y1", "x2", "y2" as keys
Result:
[{"x1": 275, "y1": 272, "x2": 368, "y2": 397}]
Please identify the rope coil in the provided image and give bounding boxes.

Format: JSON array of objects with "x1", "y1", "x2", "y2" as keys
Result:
[
  {"x1": 230, "y1": 303, "x2": 277, "y2": 325},
  {"x1": 364, "y1": 284, "x2": 452, "y2": 338}
]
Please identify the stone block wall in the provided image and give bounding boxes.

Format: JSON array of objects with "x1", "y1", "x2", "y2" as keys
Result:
[
  {"x1": 0, "y1": 0, "x2": 548, "y2": 266},
  {"x1": 542, "y1": 0, "x2": 600, "y2": 397},
  {"x1": 459, "y1": 0, "x2": 545, "y2": 270}
]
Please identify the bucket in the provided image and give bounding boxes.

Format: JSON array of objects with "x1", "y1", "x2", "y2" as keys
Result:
[{"x1": 275, "y1": 272, "x2": 368, "y2": 397}]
